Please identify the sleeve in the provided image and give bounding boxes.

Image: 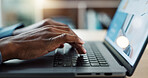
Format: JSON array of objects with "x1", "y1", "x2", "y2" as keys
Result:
[
  {"x1": 0, "y1": 51, "x2": 2, "y2": 64},
  {"x1": 0, "y1": 23, "x2": 24, "y2": 39}
]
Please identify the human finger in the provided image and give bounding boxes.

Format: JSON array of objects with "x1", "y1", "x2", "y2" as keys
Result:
[
  {"x1": 45, "y1": 25, "x2": 71, "y2": 32},
  {"x1": 43, "y1": 26, "x2": 70, "y2": 34},
  {"x1": 70, "y1": 43, "x2": 86, "y2": 54},
  {"x1": 59, "y1": 44, "x2": 64, "y2": 48},
  {"x1": 43, "y1": 33, "x2": 84, "y2": 52},
  {"x1": 43, "y1": 19, "x2": 67, "y2": 26},
  {"x1": 43, "y1": 26, "x2": 84, "y2": 44}
]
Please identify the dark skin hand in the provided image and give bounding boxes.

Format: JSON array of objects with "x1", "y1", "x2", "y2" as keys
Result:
[
  {"x1": 14, "y1": 19, "x2": 85, "y2": 50},
  {"x1": 13, "y1": 19, "x2": 66, "y2": 35},
  {"x1": 13, "y1": 18, "x2": 86, "y2": 54},
  {"x1": 0, "y1": 23, "x2": 86, "y2": 62}
]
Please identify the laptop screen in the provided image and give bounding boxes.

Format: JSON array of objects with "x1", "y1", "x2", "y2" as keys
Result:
[{"x1": 105, "y1": 0, "x2": 148, "y2": 66}]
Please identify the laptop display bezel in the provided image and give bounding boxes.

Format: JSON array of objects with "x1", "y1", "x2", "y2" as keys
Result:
[{"x1": 104, "y1": 36, "x2": 148, "y2": 76}]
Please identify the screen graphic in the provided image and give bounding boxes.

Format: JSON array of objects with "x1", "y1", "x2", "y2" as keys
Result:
[{"x1": 106, "y1": 0, "x2": 148, "y2": 66}]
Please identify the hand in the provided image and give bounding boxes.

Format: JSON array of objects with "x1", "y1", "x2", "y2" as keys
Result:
[
  {"x1": 0, "y1": 25, "x2": 86, "y2": 62},
  {"x1": 13, "y1": 19, "x2": 66, "y2": 35}
]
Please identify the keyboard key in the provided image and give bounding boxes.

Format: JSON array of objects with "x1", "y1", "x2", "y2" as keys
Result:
[
  {"x1": 88, "y1": 55, "x2": 95, "y2": 57},
  {"x1": 53, "y1": 42, "x2": 109, "y2": 67},
  {"x1": 91, "y1": 63, "x2": 100, "y2": 67},
  {"x1": 81, "y1": 61, "x2": 90, "y2": 64},
  {"x1": 82, "y1": 58, "x2": 88, "y2": 60},
  {"x1": 100, "y1": 64, "x2": 109, "y2": 67},
  {"x1": 97, "y1": 58, "x2": 104, "y2": 60},
  {"x1": 72, "y1": 63, "x2": 76, "y2": 67},
  {"x1": 54, "y1": 64, "x2": 57, "y2": 67},
  {"x1": 97, "y1": 59, "x2": 104, "y2": 61},
  {"x1": 88, "y1": 57, "x2": 96, "y2": 59},
  {"x1": 58, "y1": 61, "x2": 63, "y2": 65},
  {"x1": 89, "y1": 59, "x2": 97, "y2": 61},
  {"x1": 81, "y1": 60, "x2": 89, "y2": 62},
  {"x1": 82, "y1": 64, "x2": 90, "y2": 67},
  {"x1": 63, "y1": 63, "x2": 71, "y2": 67},
  {"x1": 99, "y1": 61, "x2": 107, "y2": 64},
  {"x1": 90, "y1": 61, "x2": 98, "y2": 63},
  {"x1": 72, "y1": 60, "x2": 77, "y2": 63}
]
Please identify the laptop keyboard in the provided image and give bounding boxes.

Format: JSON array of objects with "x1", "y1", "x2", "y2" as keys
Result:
[{"x1": 53, "y1": 42, "x2": 109, "y2": 67}]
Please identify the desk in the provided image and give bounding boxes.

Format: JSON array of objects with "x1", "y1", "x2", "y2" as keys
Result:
[{"x1": 74, "y1": 29, "x2": 148, "y2": 78}]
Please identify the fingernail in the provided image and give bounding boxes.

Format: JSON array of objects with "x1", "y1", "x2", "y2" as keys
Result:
[
  {"x1": 83, "y1": 48, "x2": 87, "y2": 54},
  {"x1": 79, "y1": 38, "x2": 85, "y2": 44}
]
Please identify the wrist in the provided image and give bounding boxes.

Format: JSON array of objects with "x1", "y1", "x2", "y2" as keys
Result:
[{"x1": 0, "y1": 38, "x2": 16, "y2": 61}]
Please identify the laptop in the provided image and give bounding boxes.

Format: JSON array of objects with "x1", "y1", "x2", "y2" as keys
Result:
[{"x1": 0, "y1": 0, "x2": 148, "y2": 78}]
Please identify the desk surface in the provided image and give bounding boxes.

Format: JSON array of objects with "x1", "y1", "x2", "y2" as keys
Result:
[{"x1": 74, "y1": 29, "x2": 148, "y2": 78}]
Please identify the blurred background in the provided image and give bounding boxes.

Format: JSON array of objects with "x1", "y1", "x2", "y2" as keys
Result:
[{"x1": 0, "y1": 0, "x2": 120, "y2": 30}]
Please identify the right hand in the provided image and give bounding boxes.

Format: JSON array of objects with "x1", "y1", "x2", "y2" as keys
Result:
[{"x1": 0, "y1": 25, "x2": 86, "y2": 62}]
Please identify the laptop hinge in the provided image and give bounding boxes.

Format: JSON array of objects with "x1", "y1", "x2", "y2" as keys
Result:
[{"x1": 103, "y1": 41, "x2": 124, "y2": 67}]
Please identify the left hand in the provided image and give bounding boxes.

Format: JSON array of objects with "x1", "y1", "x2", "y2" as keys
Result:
[{"x1": 13, "y1": 19, "x2": 66, "y2": 35}]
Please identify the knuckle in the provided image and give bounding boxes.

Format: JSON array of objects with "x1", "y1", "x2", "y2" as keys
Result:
[
  {"x1": 44, "y1": 18, "x2": 50, "y2": 22},
  {"x1": 43, "y1": 21, "x2": 48, "y2": 25},
  {"x1": 44, "y1": 27, "x2": 50, "y2": 31},
  {"x1": 43, "y1": 27, "x2": 54, "y2": 32},
  {"x1": 43, "y1": 25, "x2": 50, "y2": 27},
  {"x1": 43, "y1": 19, "x2": 51, "y2": 25},
  {"x1": 48, "y1": 28, "x2": 53, "y2": 32},
  {"x1": 65, "y1": 27, "x2": 71, "y2": 31},
  {"x1": 63, "y1": 33, "x2": 67, "y2": 37},
  {"x1": 62, "y1": 33, "x2": 68, "y2": 40},
  {"x1": 45, "y1": 25, "x2": 55, "y2": 28},
  {"x1": 74, "y1": 36, "x2": 78, "y2": 40},
  {"x1": 73, "y1": 35, "x2": 79, "y2": 42},
  {"x1": 44, "y1": 31, "x2": 50, "y2": 35},
  {"x1": 49, "y1": 27, "x2": 54, "y2": 31},
  {"x1": 45, "y1": 27, "x2": 54, "y2": 31}
]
